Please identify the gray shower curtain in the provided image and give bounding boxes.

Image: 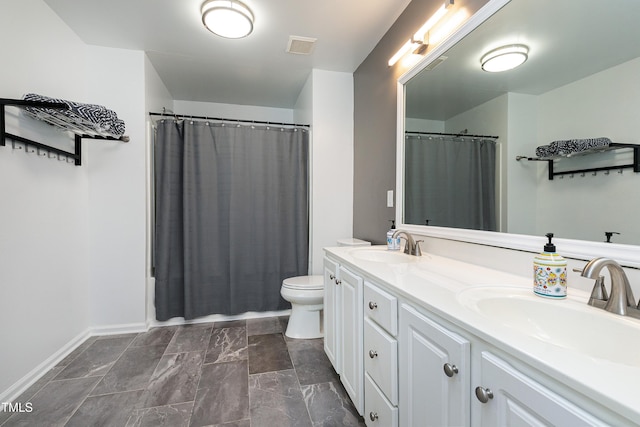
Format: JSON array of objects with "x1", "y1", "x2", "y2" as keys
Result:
[
  {"x1": 154, "y1": 120, "x2": 309, "y2": 321},
  {"x1": 404, "y1": 135, "x2": 496, "y2": 231}
]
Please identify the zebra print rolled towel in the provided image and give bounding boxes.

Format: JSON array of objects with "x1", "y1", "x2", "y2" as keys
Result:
[
  {"x1": 23, "y1": 93, "x2": 126, "y2": 138},
  {"x1": 535, "y1": 137, "x2": 611, "y2": 158}
]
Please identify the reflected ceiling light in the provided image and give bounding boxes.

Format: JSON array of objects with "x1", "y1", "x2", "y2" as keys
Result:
[
  {"x1": 481, "y1": 44, "x2": 529, "y2": 72},
  {"x1": 389, "y1": 0, "x2": 454, "y2": 67},
  {"x1": 202, "y1": 0, "x2": 254, "y2": 39}
]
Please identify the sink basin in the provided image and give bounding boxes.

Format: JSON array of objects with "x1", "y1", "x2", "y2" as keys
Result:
[
  {"x1": 457, "y1": 286, "x2": 640, "y2": 366},
  {"x1": 352, "y1": 249, "x2": 415, "y2": 264}
]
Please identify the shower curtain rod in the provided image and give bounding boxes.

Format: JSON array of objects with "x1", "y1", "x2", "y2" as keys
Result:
[
  {"x1": 405, "y1": 131, "x2": 499, "y2": 139},
  {"x1": 149, "y1": 111, "x2": 310, "y2": 128}
]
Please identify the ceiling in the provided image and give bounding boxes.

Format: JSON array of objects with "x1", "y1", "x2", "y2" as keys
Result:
[
  {"x1": 43, "y1": 0, "x2": 412, "y2": 109},
  {"x1": 406, "y1": 0, "x2": 640, "y2": 121}
]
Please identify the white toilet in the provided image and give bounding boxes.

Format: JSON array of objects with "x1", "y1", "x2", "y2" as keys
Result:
[{"x1": 281, "y1": 238, "x2": 370, "y2": 339}]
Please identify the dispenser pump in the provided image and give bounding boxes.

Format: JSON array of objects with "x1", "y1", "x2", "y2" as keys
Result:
[
  {"x1": 387, "y1": 220, "x2": 400, "y2": 250},
  {"x1": 544, "y1": 233, "x2": 556, "y2": 252}
]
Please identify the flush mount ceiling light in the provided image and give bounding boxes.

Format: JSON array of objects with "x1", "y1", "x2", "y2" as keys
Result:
[
  {"x1": 481, "y1": 44, "x2": 529, "y2": 72},
  {"x1": 201, "y1": 0, "x2": 254, "y2": 39}
]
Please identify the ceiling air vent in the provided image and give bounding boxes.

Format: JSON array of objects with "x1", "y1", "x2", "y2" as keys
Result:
[
  {"x1": 286, "y1": 36, "x2": 317, "y2": 55},
  {"x1": 425, "y1": 56, "x2": 448, "y2": 70}
]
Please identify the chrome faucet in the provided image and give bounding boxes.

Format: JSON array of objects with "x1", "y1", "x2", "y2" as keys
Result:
[
  {"x1": 392, "y1": 230, "x2": 423, "y2": 256},
  {"x1": 581, "y1": 257, "x2": 640, "y2": 319}
]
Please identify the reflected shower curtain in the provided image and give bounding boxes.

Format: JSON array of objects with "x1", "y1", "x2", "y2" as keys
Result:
[
  {"x1": 404, "y1": 135, "x2": 496, "y2": 231},
  {"x1": 154, "y1": 120, "x2": 309, "y2": 320}
]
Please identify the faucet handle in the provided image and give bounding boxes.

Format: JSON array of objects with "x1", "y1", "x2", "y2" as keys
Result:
[{"x1": 414, "y1": 240, "x2": 423, "y2": 256}]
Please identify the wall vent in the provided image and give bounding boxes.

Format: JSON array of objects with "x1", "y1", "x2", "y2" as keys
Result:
[
  {"x1": 286, "y1": 36, "x2": 317, "y2": 55},
  {"x1": 425, "y1": 56, "x2": 448, "y2": 70}
]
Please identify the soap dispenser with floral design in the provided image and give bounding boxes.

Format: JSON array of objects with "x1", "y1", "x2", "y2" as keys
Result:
[{"x1": 533, "y1": 233, "x2": 567, "y2": 298}]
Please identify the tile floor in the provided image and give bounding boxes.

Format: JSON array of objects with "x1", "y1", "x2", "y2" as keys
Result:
[{"x1": 1, "y1": 316, "x2": 365, "y2": 427}]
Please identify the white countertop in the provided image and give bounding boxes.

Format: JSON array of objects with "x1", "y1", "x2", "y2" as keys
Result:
[{"x1": 325, "y1": 245, "x2": 640, "y2": 425}]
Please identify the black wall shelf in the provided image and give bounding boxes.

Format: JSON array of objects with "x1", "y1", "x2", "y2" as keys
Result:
[
  {"x1": 0, "y1": 97, "x2": 128, "y2": 166},
  {"x1": 516, "y1": 143, "x2": 640, "y2": 180}
]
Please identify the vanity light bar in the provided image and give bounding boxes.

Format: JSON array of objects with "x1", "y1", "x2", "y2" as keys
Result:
[{"x1": 388, "y1": 0, "x2": 454, "y2": 67}]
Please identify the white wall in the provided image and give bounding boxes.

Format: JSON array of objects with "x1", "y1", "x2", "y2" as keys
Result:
[
  {"x1": 173, "y1": 100, "x2": 294, "y2": 123},
  {"x1": 535, "y1": 57, "x2": 640, "y2": 244},
  {"x1": 0, "y1": 0, "x2": 91, "y2": 400},
  {"x1": 505, "y1": 93, "x2": 538, "y2": 235},
  {"x1": 85, "y1": 46, "x2": 148, "y2": 331},
  {"x1": 304, "y1": 70, "x2": 354, "y2": 275},
  {"x1": 405, "y1": 118, "x2": 444, "y2": 132}
]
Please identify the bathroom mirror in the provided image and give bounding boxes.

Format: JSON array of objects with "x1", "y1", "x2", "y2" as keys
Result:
[{"x1": 398, "y1": 0, "x2": 640, "y2": 259}]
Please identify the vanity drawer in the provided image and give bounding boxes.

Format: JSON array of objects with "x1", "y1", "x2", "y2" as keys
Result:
[
  {"x1": 364, "y1": 281, "x2": 398, "y2": 336},
  {"x1": 364, "y1": 317, "x2": 398, "y2": 405},
  {"x1": 364, "y1": 373, "x2": 398, "y2": 427}
]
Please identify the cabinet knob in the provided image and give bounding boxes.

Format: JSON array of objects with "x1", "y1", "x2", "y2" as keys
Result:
[
  {"x1": 335, "y1": 279, "x2": 341, "y2": 285},
  {"x1": 475, "y1": 386, "x2": 494, "y2": 403},
  {"x1": 443, "y1": 363, "x2": 458, "y2": 377},
  {"x1": 369, "y1": 350, "x2": 378, "y2": 358},
  {"x1": 368, "y1": 301, "x2": 378, "y2": 310},
  {"x1": 329, "y1": 274, "x2": 335, "y2": 280},
  {"x1": 369, "y1": 412, "x2": 379, "y2": 421}
]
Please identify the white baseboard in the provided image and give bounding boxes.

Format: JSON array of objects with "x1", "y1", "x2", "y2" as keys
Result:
[
  {"x1": 89, "y1": 322, "x2": 148, "y2": 336},
  {"x1": 0, "y1": 328, "x2": 91, "y2": 404}
]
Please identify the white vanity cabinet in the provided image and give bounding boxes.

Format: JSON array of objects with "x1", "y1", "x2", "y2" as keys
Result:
[
  {"x1": 399, "y1": 303, "x2": 470, "y2": 427},
  {"x1": 323, "y1": 257, "x2": 364, "y2": 415},
  {"x1": 323, "y1": 250, "x2": 634, "y2": 426},
  {"x1": 474, "y1": 352, "x2": 606, "y2": 426},
  {"x1": 363, "y1": 282, "x2": 399, "y2": 426},
  {"x1": 323, "y1": 257, "x2": 340, "y2": 371}
]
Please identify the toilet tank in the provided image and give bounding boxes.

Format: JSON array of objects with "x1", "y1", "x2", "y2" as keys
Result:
[{"x1": 337, "y1": 238, "x2": 371, "y2": 247}]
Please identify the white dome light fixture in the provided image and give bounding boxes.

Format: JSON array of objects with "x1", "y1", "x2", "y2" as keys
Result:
[
  {"x1": 202, "y1": 0, "x2": 254, "y2": 39},
  {"x1": 481, "y1": 44, "x2": 529, "y2": 72}
]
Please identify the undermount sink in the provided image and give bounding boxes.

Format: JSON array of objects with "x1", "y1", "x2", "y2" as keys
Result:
[
  {"x1": 457, "y1": 286, "x2": 640, "y2": 366},
  {"x1": 352, "y1": 249, "x2": 416, "y2": 264}
]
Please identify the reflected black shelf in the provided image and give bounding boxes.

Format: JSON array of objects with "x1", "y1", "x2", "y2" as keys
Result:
[{"x1": 516, "y1": 143, "x2": 640, "y2": 180}]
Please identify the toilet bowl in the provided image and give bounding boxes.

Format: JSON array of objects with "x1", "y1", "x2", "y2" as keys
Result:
[
  {"x1": 281, "y1": 238, "x2": 370, "y2": 339},
  {"x1": 281, "y1": 275, "x2": 324, "y2": 339}
]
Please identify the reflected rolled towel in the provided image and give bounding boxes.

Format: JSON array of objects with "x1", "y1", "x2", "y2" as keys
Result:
[
  {"x1": 23, "y1": 93, "x2": 126, "y2": 138},
  {"x1": 535, "y1": 137, "x2": 611, "y2": 158},
  {"x1": 535, "y1": 144, "x2": 553, "y2": 158},
  {"x1": 549, "y1": 137, "x2": 611, "y2": 156}
]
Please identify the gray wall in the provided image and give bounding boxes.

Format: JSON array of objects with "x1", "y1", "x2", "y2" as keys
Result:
[{"x1": 353, "y1": 0, "x2": 490, "y2": 244}]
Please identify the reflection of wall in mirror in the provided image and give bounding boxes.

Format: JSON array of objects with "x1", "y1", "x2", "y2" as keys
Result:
[
  {"x1": 535, "y1": 56, "x2": 640, "y2": 245},
  {"x1": 407, "y1": 56, "x2": 640, "y2": 245}
]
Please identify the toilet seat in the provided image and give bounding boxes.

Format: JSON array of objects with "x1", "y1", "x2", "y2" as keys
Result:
[{"x1": 282, "y1": 275, "x2": 323, "y2": 290}]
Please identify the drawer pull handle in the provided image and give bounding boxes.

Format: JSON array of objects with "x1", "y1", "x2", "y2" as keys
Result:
[
  {"x1": 368, "y1": 301, "x2": 378, "y2": 310},
  {"x1": 443, "y1": 363, "x2": 459, "y2": 377},
  {"x1": 369, "y1": 412, "x2": 379, "y2": 421},
  {"x1": 335, "y1": 279, "x2": 341, "y2": 285},
  {"x1": 475, "y1": 386, "x2": 494, "y2": 403},
  {"x1": 329, "y1": 274, "x2": 335, "y2": 280},
  {"x1": 369, "y1": 350, "x2": 378, "y2": 358}
]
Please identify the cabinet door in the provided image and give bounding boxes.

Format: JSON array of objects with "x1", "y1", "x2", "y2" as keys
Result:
[
  {"x1": 399, "y1": 304, "x2": 470, "y2": 427},
  {"x1": 323, "y1": 257, "x2": 340, "y2": 373},
  {"x1": 476, "y1": 352, "x2": 605, "y2": 426},
  {"x1": 340, "y1": 266, "x2": 364, "y2": 415}
]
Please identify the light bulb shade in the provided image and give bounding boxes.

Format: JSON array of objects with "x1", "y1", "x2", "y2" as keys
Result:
[
  {"x1": 202, "y1": 0, "x2": 254, "y2": 39},
  {"x1": 481, "y1": 44, "x2": 528, "y2": 72}
]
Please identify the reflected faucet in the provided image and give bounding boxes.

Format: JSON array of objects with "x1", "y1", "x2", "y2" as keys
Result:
[
  {"x1": 392, "y1": 230, "x2": 422, "y2": 256},
  {"x1": 581, "y1": 257, "x2": 640, "y2": 319}
]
